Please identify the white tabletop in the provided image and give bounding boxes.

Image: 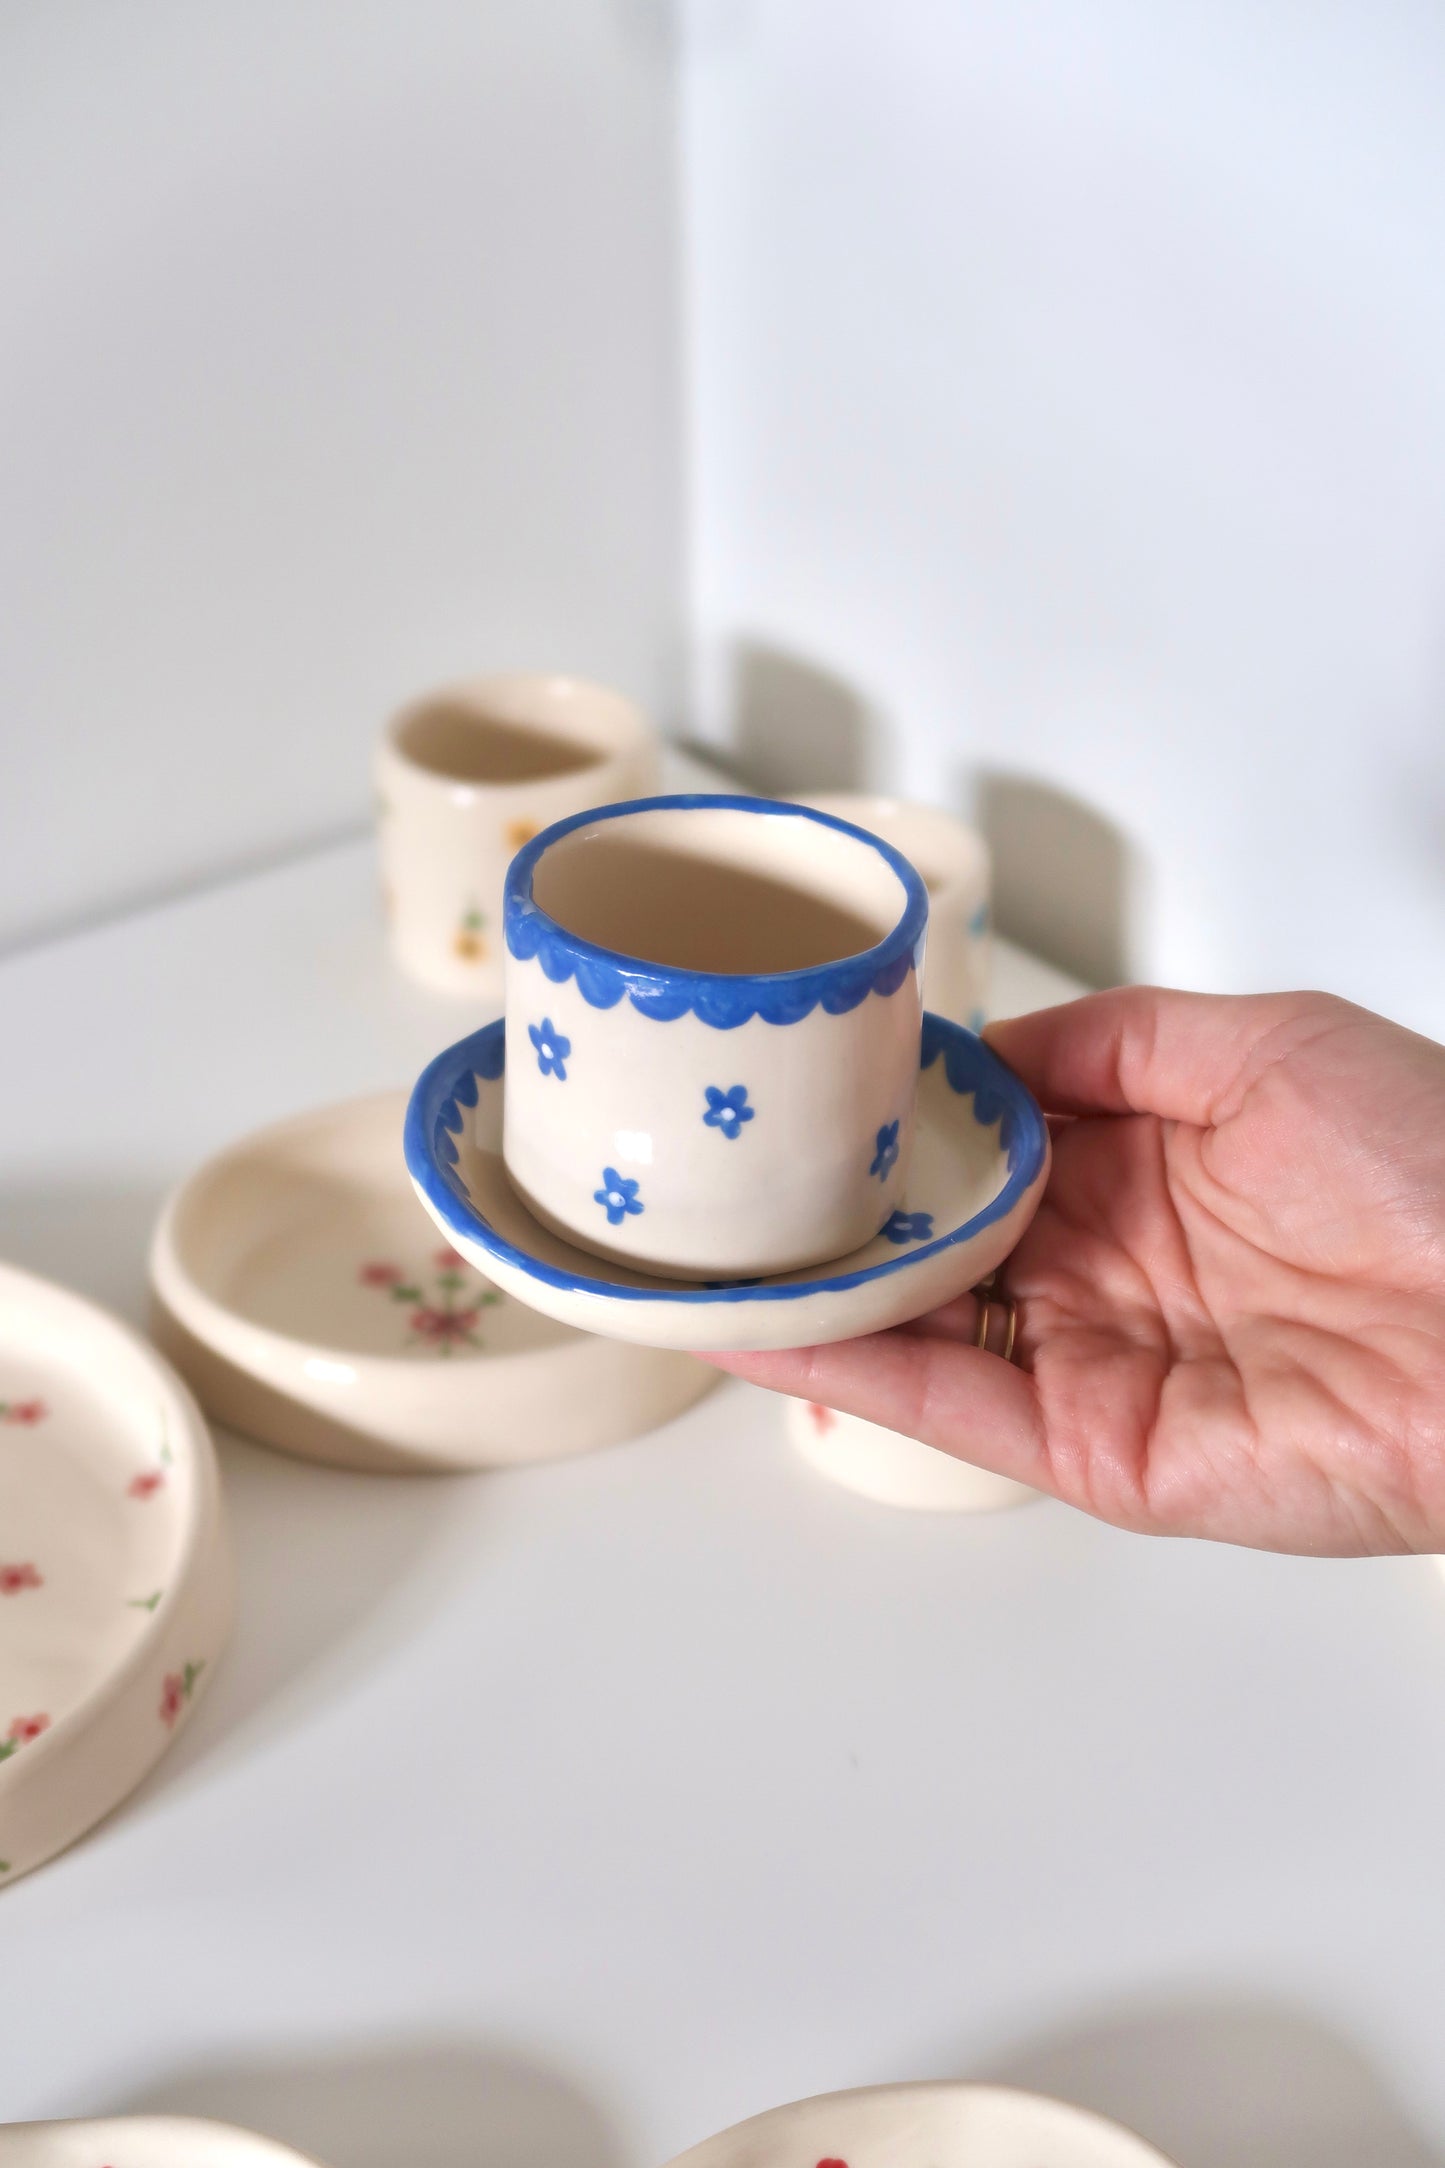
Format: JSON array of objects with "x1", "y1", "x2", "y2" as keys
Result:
[{"x1": 1, "y1": 815, "x2": 1443, "y2": 2168}]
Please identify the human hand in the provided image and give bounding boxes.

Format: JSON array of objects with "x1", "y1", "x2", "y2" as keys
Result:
[{"x1": 706, "y1": 988, "x2": 1445, "y2": 1554}]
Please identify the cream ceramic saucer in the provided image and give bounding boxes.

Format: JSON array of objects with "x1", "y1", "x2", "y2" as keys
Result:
[
  {"x1": 0, "y1": 2118, "x2": 325, "y2": 2166},
  {"x1": 665, "y1": 2081, "x2": 1176, "y2": 2168},
  {"x1": 407, "y1": 1005, "x2": 1052, "y2": 1344},
  {"x1": 786, "y1": 1396, "x2": 1038, "y2": 1513},
  {"x1": 406, "y1": 1014, "x2": 1049, "y2": 1354},
  {"x1": 150, "y1": 1091, "x2": 715, "y2": 1473},
  {"x1": 0, "y1": 1263, "x2": 230, "y2": 1888}
]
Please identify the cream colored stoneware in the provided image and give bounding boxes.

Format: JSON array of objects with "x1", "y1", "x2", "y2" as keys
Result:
[
  {"x1": 798, "y1": 798, "x2": 1009, "y2": 1509},
  {"x1": 664, "y1": 2082, "x2": 1177, "y2": 2168},
  {"x1": 376, "y1": 672, "x2": 658, "y2": 998},
  {"x1": 150, "y1": 1091, "x2": 715, "y2": 1473},
  {"x1": 503, "y1": 794, "x2": 928, "y2": 1279},
  {"x1": 0, "y1": 1263, "x2": 230, "y2": 1889},
  {"x1": 786, "y1": 1395, "x2": 1037, "y2": 1514},
  {"x1": 407, "y1": 1013, "x2": 1049, "y2": 1354},
  {"x1": 0, "y1": 2118, "x2": 326, "y2": 2167},
  {"x1": 807, "y1": 793, "x2": 992, "y2": 1029}
]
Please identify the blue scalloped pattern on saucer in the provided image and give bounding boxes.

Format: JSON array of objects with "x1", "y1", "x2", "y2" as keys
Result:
[
  {"x1": 404, "y1": 1011, "x2": 1047, "y2": 1308},
  {"x1": 503, "y1": 793, "x2": 929, "y2": 1029},
  {"x1": 920, "y1": 1012, "x2": 1033, "y2": 1176}
]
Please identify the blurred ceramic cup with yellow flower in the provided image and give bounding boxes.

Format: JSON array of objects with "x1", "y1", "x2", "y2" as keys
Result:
[{"x1": 376, "y1": 674, "x2": 659, "y2": 999}]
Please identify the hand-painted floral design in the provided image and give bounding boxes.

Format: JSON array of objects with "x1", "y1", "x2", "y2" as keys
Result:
[
  {"x1": 0, "y1": 1712, "x2": 51, "y2": 1758},
  {"x1": 702, "y1": 1083, "x2": 754, "y2": 1139},
  {"x1": 806, "y1": 1403, "x2": 836, "y2": 1434},
  {"x1": 160, "y1": 1660, "x2": 205, "y2": 1728},
  {"x1": 453, "y1": 902, "x2": 487, "y2": 963},
  {"x1": 881, "y1": 1208, "x2": 933, "y2": 1244},
  {"x1": 0, "y1": 1563, "x2": 41, "y2": 1596},
  {"x1": 128, "y1": 1590, "x2": 164, "y2": 1613},
  {"x1": 968, "y1": 899, "x2": 990, "y2": 937},
  {"x1": 506, "y1": 817, "x2": 539, "y2": 851},
  {"x1": 409, "y1": 1305, "x2": 486, "y2": 1350},
  {"x1": 594, "y1": 1167, "x2": 644, "y2": 1226},
  {"x1": 0, "y1": 1398, "x2": 47, "y2": 1424},
  {"x1": 358, "y1": 1251, "x2": 502, "y2": 1356},
  {"x1": 528, "y1": 1016, "x2": 571, "y2": 1080},
  {"x1": 128, "y1": 1469, "x2": 166, "y2": 1500},
  {"x1": 870, "y1": 1119, "x2": 901, "y2": 1180}
]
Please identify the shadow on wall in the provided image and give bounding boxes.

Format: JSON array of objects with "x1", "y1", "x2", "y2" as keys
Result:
[
  {"x1": 696, "y1": 636, "x2": 1142, "y2": 988},
  {"x1": 972, "y1": 770, "x2": 1138, "y2": 990},
  {"x1": 120, "y1": 2038, "x2": 623, "y2": 2168},
  {"x1": 989, "y1": 1996, "x2": 1441, "y2": 2168},
  {"x1": 693, "y1": 640, "x2": 887, "y2": 798}
]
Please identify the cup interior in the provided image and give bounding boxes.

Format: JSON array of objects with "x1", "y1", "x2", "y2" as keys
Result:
[
  {"x1": 529, "y1": 802, "x2": 913, "y2": 975},
  {"x1": 393, "y1": 701, "x2": 599, "y2": 784},
  {"x1": 388, "y1": 675, "x2": 647, "y2": 788}
]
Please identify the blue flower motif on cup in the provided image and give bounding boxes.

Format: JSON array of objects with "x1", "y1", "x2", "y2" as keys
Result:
[
  {"x1": 528, "y1": 1017, "x2": 571, "y2": 1081},
  {"x1": 594, "y1": 1167, "x2": 644, "y2": 1226},
  {"x1": 703, "y1": 1083, "x2": 755, "y2": 1140},
  {"x1": 881, "y1": 1208, "x2": 933, "y2": 1245},
  {"x1": 870, "y1": 1119, "x2": 901, "y2": 1180}
]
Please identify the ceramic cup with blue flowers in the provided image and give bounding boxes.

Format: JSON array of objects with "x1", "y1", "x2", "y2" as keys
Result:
[{"x1": 502, "y1": 794, "x2": 928, "y2": 1280}]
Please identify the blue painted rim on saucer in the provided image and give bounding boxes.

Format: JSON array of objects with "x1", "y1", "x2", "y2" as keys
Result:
[
  {"x1": 502, "y1": 792, "x2": 930, "y2": 1028},
  {"x1": 403, "y1": 1011, "x2": 1047, "y2": 1307}
]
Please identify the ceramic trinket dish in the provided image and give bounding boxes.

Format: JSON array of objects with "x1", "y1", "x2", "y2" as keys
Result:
[
  {"x1": 665, "y1": 2081, "x2": 1177, "y2": 2168},
  {"x1": 150, "y1": 1090, "x2": 715, "y2": 1474},
  {"x1": 787, "y1": 1395, "x2": 1037, "y2": 1513},
  {"x1": 407, "y1": 1011, "x2": 1048, "y2": 1354},
  {"x1": 376, "y1": 672, "x2": 658, "y2": 997},
  {"x1": 806, "y1": 792, "x2": 992, "y2": 1029},
  {"x1": 503, "y1": 793, "x2": 928, "y2": 1280},
  {"x1": 0, "y1": 2119, "x2": 326, "y2": 2167},
  {"x1": 0, "y1": 1262, "x2": 230, "y2": 1888}
]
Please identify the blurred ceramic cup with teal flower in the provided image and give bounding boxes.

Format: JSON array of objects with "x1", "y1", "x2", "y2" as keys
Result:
[
  {"x1": 375, "y1": 674, "x2": 658, "y2": 999},
  {"x1": 805, "y1": 795, "x2": 991, "y2": 1031},
  {"x1": 501, "y1": 794, "x2": 928, "y2": 1280}
]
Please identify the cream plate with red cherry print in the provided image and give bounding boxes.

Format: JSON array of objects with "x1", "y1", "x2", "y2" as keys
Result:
[
  {"x1": 0, "y1": 2115, "x2": 327, "y2": 2166},
  {"x1": 0, "y1": 1262, "x2": 230, "y2": 1889},
  {"x1": 663, "y1": 2081, "x2": 1178, "y2": 2168},
  {"x1": 150, "y1": 1089, "x2": 714, "y2": 1474}
]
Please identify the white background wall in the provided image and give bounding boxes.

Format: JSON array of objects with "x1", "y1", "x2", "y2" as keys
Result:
[
  {"x1": 5, "y1": 3, "x2": 1444, "y2": 1035},
  {"x1": 0, "y1": 0, "x2": 683, "y2": 950},
  {"x1": 681, "y1": 0, "x2": 1445, "y2": 1032}
]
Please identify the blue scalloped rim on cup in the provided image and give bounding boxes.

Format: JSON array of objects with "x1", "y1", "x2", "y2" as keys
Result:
[
  {"x1": 502, "y1": 792, "x2": 930, "y2": 1028},
  {"x1": 403, "y1": 1011, "x2": 1047, "y2": 1308}
]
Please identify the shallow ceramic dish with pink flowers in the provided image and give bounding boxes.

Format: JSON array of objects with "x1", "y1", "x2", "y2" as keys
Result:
[
  {"x1": 0, "y1": 1261, "x2": 230, "y2": 1888},
  {"x1": 667, "y1": 2081, "x2": 1176, "y2": 2168},
  {"x1": 0, "y1": 2118, "x2": 324, "y2": 2167},
  {"x1": 151, "y1": 1090, "x2": 714, "y2": 1473}
]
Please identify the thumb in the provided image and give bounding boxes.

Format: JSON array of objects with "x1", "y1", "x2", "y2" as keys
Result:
[{"x1": 984, "y1": 986, "x2": 1331, "y2": 1126}]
